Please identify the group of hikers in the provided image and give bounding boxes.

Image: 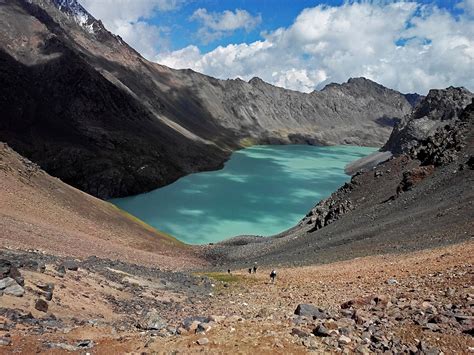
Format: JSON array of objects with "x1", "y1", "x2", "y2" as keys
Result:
[{"x1": 227, "y1": 266, "x2": 277, "y2": 283}]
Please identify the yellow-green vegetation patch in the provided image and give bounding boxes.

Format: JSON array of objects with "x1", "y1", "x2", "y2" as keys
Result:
[
  {"x1": 239, "y1": 137, "x2": 257, "y2": 147},
  {"x1": 198, "y1": 272, "x2": 241, "y2": 283},
  {"x1": 108, "y1": 203, "x2": 188, "y2": 248},
  {"x1": 196, "y1": 272, "x2": 259, "y2": 288}
]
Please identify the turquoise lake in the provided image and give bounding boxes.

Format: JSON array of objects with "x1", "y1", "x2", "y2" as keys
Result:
[{"x1": 110, "y1": 145, "x2": 377, "y2": 244}]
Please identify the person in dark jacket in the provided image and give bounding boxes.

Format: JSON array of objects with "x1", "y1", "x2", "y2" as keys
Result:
[
  {"x1": 270, "y1": 269, "x2": 277, "y2": 283},
  {"x1": 253, "y1": 265, "x2": 257, "y2": 274}
]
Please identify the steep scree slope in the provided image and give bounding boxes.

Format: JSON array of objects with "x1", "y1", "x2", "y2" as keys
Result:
[{"x1": 0, "y1": 0, "x2": 413, "y2": 198}]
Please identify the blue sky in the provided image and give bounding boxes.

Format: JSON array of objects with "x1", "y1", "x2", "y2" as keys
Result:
[
  {"x1": 80, "y1": 0, "x2": 474, "y2": 94},
  {"x1": 146, "y1": 0, "x2": 464, "y2": 52},
  {"x1": 150, "y1": 0, "x2": 322, "y2": 52}
]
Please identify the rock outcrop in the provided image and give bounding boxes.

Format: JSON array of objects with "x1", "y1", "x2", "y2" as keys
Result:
[
  {"x1": 0, "y1": 260, "x2": 25, "y2": 297},
  {"x1": 396, "y1": 165, "x2": 435, "y2": 195},
  {"x1": 0, "y1": 0, "x2": 414, "y2": 198},
  {"x1": 383, "y1": 87, "x2": 473, "y2": 155},
  {"x1": 300, "y1": 183, "x2": 355, "y2": 233},
  {"x1": 408, "y1": 98, "x2": 474, "y2": 167}
]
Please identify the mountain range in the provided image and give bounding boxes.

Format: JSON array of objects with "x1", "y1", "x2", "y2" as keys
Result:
[
  {"x1": 0, "y1": 1, "x2": 473, "y2": 352},
  {"x1": 1, "y1": 0, "x2": 417, "y2": 198}
]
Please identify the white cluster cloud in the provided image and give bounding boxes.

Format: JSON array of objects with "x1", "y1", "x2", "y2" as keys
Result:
[
  {"x1": 79, "y1": 0, "x2": 183, "y2": 58},
  {"x1": 81, "y1": 0, "x2": 474, "y2": 94},
  {"x1": 190, "y1": 8, "x2": 262, "y2": 43},
  {"x1": 158, "y1": 2, "x2": 474, "y2": 94}
]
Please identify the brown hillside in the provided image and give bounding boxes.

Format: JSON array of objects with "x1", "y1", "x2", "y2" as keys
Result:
[{"x1": 0, "y1": 143, "x2": 205, "y2": 270}]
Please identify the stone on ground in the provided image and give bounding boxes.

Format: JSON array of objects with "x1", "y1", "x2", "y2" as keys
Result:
[
  {"x1": 0, "y1": 277, "x2": 25, "y2": 297},
  {"x1": 197, "y1": 337, "x2": 209, "y2": 345},
  {"x1": 35, "y1": 299, "x2": 48, "y2": 313},
  {"x1": 138, "y1": 310, "x2": 167, "y2": 330},
  {"x1": 294, "y1": 304, "x2": 328, "y2": 319}
]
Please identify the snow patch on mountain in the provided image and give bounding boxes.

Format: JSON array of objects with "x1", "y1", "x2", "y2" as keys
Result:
[{"x1": 52, "y1": 0, "x2": 95, "y2": 34}]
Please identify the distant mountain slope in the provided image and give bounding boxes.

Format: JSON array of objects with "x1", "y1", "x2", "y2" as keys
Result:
[
  {"x1": 0, "y1": 142, "x2": 205, "y2": 269},
  {"x1": 0, "y1": 0, "x2": 413, "y2": 198}
]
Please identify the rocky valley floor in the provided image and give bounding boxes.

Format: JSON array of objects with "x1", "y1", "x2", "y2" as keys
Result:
[{"x1": 0, "y1": 241, "x2": 473, "y2": 354}]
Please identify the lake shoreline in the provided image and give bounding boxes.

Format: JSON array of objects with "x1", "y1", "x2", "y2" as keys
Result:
[{"x1": 110, "y1": 145, "x2": 377, "y2": 245}]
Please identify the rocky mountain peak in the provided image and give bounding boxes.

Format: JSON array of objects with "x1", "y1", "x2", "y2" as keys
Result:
[
  {"x1": 347, "y1": 77, "x2": 374, "y2": 85},
  {"x1": 403, "y1": 93, "x2": 424, "y2": 108},
  {"x1": 412, "y1": 86, "x2": 473, "y2": 121},
  {"x1": 51, "y1": 0, "x2": 96, "y2": 33},
  {"x1": 248, "y1": 77, "x2": 265, "y2": 86},
  {"x1": 321, "y1": 77, "x2": 391, "y2": 96},
  {"x1": 383, "y1": 87, "x2": 474, "y2": 154}
]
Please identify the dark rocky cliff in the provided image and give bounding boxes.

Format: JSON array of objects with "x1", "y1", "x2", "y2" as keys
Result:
[
  {"x1": 383, "y1": 87, "x2": 473, "y2": 154},
  {"x1": 0, "y1": 0, "x2": 414, "y2": 198}
]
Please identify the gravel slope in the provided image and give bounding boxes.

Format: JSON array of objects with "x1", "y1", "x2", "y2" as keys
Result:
[{"x1": 1, "y1": 241, "x2": 472, "y2": 353}]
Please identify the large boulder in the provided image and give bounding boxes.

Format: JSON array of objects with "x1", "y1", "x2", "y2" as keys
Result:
[
  {"x1": 138, "y1": 310, "x2": 167, "y2": 330},
  {"x1": 0, "y1": 277, "x2": 17, "y2": 289},
  {"x1": 0, "y1": 260, "x2": 11, "y2": 278},
  {"x1": 0, "y1": 260, "x2": 23, "y2": 286},
  {"x1": 61, "y1": 260, "x2": 79, "y2": 271},
  {"x1": 182, "y1": 316, "x2": 211, "y2": 331},
  {"x1": 313, "y1": 324, "x2": 331, "y2": 337},
  {"x1": 0, "y1": 277, "x2": 25, "y2": 297},
  {"x1": 294, "y1": 304, "x2": 328, "y2": 320},
  {"x1": 0, "y1": 337, "x2": 12, "y2": 346},
  {"x1": 35, "y1": 299, "x2": 49, "y2": 313}
]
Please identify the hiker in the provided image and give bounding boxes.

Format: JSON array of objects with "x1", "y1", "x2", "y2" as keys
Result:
[
  {"x1": 270, "y1": 269, "x2": 277, "y2": 283},
  {"x1": 227, "y1": 269, "x2": 231, "y2": 274},
  {"x1": 248, "y1": 268, "x2": 252, "y2": 274},
  {"x1": 253, "y1": 265, "x2": 257, "y2": 274}
]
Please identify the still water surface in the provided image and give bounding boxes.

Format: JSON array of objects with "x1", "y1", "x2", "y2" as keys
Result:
[{"x1": 110, "y1": 145, "x2": 377, "y2": 244}]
